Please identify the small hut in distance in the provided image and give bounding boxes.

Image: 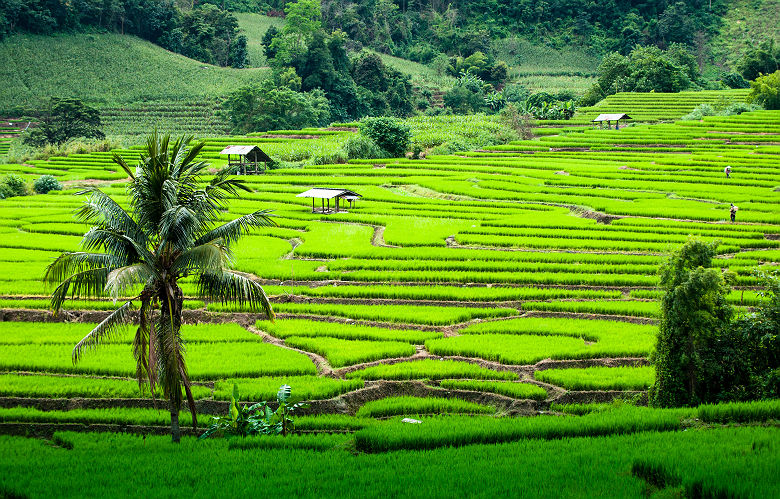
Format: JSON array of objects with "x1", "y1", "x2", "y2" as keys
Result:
[
  {"x1": 220, "y1": 145, "x2": 272, "y2": 174},
  {"x1": 297, "y1": 187, "x2": 362, "y2": 214},
  {"x1": 593, "y1": 113, "x2": 632, "y2": 129}
]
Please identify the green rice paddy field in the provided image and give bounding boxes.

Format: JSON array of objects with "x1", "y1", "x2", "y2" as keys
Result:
[{"x1": 0, "y1": 91, "x2": 778, "y2": 497}]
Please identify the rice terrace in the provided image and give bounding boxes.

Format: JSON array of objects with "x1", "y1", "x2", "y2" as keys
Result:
[{"x1": 0, "y1": 0, "x2": 778, "y2": 497}]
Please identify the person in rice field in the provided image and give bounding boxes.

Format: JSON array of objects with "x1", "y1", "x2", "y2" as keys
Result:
[
  {"x1": 730, "y1": 203, "x2": 738, "y2": 222},
  {"x1": 724, "y1": 165, "x2": 731, "y2": 178}
]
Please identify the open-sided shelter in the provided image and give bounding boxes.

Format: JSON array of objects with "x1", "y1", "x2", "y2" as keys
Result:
[
  {"x1": 593, "y1": 113, "x2": 632, "y2": 129},
  {"x1": 296, "y1": 187, "x2": 362, "y2": 214},
  {"x1": 220, "y1": 145, "x2": 272, "y2": 174}
]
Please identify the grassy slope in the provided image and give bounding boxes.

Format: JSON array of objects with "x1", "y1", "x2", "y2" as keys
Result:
[
  {"x1": 0, "y1": 33, "x2": 269, "y2": 110},
  {"x1": 235, "y1": 13, "x2": 284, "y2": 68},
  {"x1": 710, "y1": 0, "x2": 780, "y2": 69},
  {"x1": 493, "y1": 37, "x2": 599, "y2": 94}
]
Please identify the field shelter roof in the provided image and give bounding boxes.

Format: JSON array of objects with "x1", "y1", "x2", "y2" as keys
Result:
[
  {"x1": 296, "y1": 188, "x2": 362, "y2": 199},
  {"x1": 219, "y1": 145, "x2": 272, "y2": 162},
  {"x1": 592, "y1": 113, "x2": 632, "y2": 122}
]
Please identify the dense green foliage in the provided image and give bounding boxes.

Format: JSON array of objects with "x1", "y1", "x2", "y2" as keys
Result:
[
  {"x1": 649, "y1": 239, "x2": 732, "y2": 408},
  {"x1": 222, "y1": 80, "x2": 331, "y2": 133},
  {"x1": 737, "y1": 39, "x2": 780, "y2": 81},
  {"x1": 748, "y1": 70, "x2": 780, "y2": 110},
  {"x1": 651, "y1": 241, "x2": 779, "y2": 407},
  {"x1": 314, "y1": 0, "x2": 727, "y2": 61},
  {"x1": 359, "y1": 117, "x2": 411, "y2": 157},
  {"x1": 33, "y1": 175, "x2": 62, "y2": 194},
  {"x1": 0, "y1": 0, "x2": 248, "y2": 68},
  {"x1": 583, "y1": 44, "x2": 700, "y2": 105},
  {"x1": 23, "y1": 97, "x2": 104, "y2": 147}
]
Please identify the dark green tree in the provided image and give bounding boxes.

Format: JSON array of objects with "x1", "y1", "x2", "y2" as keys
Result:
[
  {"x1": 223, "y1": 81, "x2": 330, "y2": 133},
  {"x1": 649, "y1": 239, "x2": 733, "y2": 408},
  {"x1": 262, "y1": 25, "x2": 280, "y2": 60},
  {"x1": 24, "y1": 97, "x2": 105, "y2": 147},
  {"x1": 359, "y1": 117, "x2": 411, "y2": 157},
  {"x1": 44, "y1": 132, "x2": 276, "y2": 442},
  {"x1": 747, "y1": 70, "x2": 780, "y2": 110},
  {"x1": 737, "y1": 39, "x2": 780, "y2": 81}
]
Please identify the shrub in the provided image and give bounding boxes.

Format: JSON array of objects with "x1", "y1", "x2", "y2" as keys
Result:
[
  {"x1": 747, "y1": 70, "x2": 780, "y2": 110},
  {"x1": 0, "y1": 175, "x2": 28, "y2": 199},
  {"x1": 33, "y1": 175, "x2": 62, "y2": 194},
  {"x1": 359, "y1": 117, "x2": 411, "y2": 157},
  {"x1": 340, "y1": 134, "x2": 385, "y2": 159},
  {"x1": 719, "y1": 72, "x2": 750, "y2": 89}
]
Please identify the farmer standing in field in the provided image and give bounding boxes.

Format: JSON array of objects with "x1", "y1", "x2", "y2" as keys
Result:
[
  {"x1": 730, "y1": 203, "x2": 738, "y2": 222},
  {"x1": 724, "y1": 165, "x2": 731, "y2": 178}
]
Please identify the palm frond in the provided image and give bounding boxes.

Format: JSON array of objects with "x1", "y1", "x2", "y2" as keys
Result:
[
  {"x1": 43, "y1": 252, "x2": 120, "y2": 289},
  {"x1": 170, "y1": 241, "x2": 230, "y2": 277},
  {"x1": 105, "y1": 263, "x2": 155, "y2": 300},
  {"x1": 159, "y1": 204, "x2": 200, "y2": 251},
  {"x1": 197, "y1": 270, "x2": 274, "y2": 320},
  {"x1": 49, "y1": 267, "x2": 111, "y2": 312},
  {"x1": 73, "y1": 300, "x2": 135, "y2": 363},
  {"x1": 75, "y1": 189, "x2": 146, "y2": 244},
  {"x1": 112, "y1": 152, "x2": 136, "y2": 179},
  {"x1": 194, "y1": 210, "x2": 277, "y2": 247}
]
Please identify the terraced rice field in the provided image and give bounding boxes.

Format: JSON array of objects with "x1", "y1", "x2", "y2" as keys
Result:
[
  {"x1": 0, "y1": 93, "x2": 778, "y2": 496},
  {"x1": 545, "y1": 89, "x2": 751, "y2": 125}
]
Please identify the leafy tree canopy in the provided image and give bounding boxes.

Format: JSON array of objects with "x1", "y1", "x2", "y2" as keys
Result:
[
  {"x1": 23, "y1": 97, "x2": 104, "y2": 147},
  {"x1": 747, "y1": 70, "x2": 780, "y2": 110}
]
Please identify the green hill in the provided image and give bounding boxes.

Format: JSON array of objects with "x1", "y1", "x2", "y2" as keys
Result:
[
  {"x1": 235, "y1": 13, "x2": 284, "y2": 68},
  {"x1": 0, "y1": 33, "x2": 269, "y2": 112},
  {"x1": 710, "y1": 0, "x2": 780, "y2": 69}
]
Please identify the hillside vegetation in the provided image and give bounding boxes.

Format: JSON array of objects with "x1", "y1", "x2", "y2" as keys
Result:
[
  {"x1": 0, "y1": 34, "x2": 268, "y2": 112},
  {"x1": 710, "y1": 0, "x2": 780, "y2": 69},
  {"x1": 235, "y1": 13, "x2": 284, "y2": 68}
]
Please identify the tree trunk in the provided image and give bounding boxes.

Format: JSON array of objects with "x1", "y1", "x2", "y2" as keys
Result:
[{"x1": 170, "y1": 400, "x2": 181, "y2": 443}]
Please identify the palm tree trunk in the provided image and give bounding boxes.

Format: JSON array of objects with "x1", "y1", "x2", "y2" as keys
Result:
[{"x1": 170, "y1": 399, "x2": 181, "y2": 443}]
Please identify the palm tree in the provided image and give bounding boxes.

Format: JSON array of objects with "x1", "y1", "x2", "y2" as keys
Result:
[{"x1": 44, "y1": 132, "x2": 276, "y2": 442}]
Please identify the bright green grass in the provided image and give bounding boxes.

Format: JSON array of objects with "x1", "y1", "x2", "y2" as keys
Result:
[
  {"x1": 0, "y1": 406, "x2": 206, "y2": 426},
  {"x1": 269, "y1": 302, "x2": 517, "y2": 325},
  {"x1": 426, "y1": 334, "x2": 591, "y2": 365},
  {"x1": 0, "y1": 427, "x2": 776, "y2": 498},
  {"x1": 256, "y1": 319, "x2": 442, "y2": 344},
  {"x1": 439, "y1": 380, "x2": 547, "y2": 400},
  {"x1": 0, "y1": 373, "x2": 213, "y2": 399},
  {"x1": 282, "y1": 336, "x2": 415, "y2": 367},
  {"x1": 453, "y1": 317, "x2": 656, "y2": 361},
  {"x1": 522, "y1": 300, "x2": 661, "y2": 318},
  {"x1": 0, "y1": 322, "x2": 255, "y2": 345},
  {"x1": 355, "y1": 396, "x2": 494, "y2": 418},
  {"x1": 0, "y1": 33, "x2": 269, "y2": 110},
  {"x1": 0, "y1": 341, "x2": 315, "y2": 379},
  {"x1": 344, "y1": 359, "x2": 518, "y2": 381},
  {"x1": 534, "y1": 366, "x2": 655, "y2": 391},
  {"x1": 354, "y1": 405, "x2": 691, "y2": 452},
  {"x1": 213, "y1": 376, "x2": 363, "y2": 402}
]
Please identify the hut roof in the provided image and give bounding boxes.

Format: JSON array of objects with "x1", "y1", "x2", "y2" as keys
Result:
[
  {"x1": 219, "y1": 145, "x2": 272, "y2": 162},
  {"x1": 296, "y1": 188, "x2": 362, "y2": 199},
  {"x1": 592, "y1": 113, "x2": 632, "y2": 122}
]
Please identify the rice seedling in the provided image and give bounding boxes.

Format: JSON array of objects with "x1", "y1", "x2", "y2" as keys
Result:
[
  {"x1": 355, "y1": 396, "x2": 494, "y2": 418},
  {"x1": 534, "y1": 366, "x2": 655, "y2": 390}
]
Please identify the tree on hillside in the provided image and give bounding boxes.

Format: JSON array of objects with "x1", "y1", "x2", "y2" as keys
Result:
[
  {"x1": 23, "y1": 97, "x2": 105, "y2": 147},
  {"x1": 747, "y1": 70, "x2": 780, "y2": 110},
  {"x1": 737, "y1": 39, "x2": 780, "y2": 81},
  {"x1": 44, "y1": 132, "x2": 276, "y2": 442},
  {"x1": 649, "y1": 239, "x2": 732, "y2": 408}
]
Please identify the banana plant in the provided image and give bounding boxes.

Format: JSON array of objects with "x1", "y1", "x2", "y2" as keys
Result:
[{"x1": 199, "y1": 384, "x2": 308, "y2": 439}]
